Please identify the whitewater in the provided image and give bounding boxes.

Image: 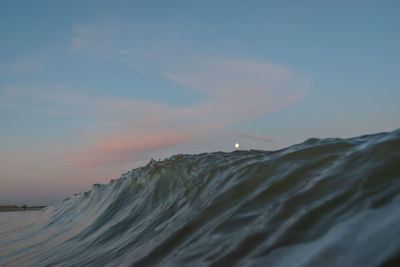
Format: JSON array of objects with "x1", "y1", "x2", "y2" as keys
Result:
[{"x1": 1, "y1": 129, "x2": 399, "y2": 266}]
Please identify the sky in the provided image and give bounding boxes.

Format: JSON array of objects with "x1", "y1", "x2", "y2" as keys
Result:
[{"x1": 1, "y1": 0, "x2": 399, "y2": 205}]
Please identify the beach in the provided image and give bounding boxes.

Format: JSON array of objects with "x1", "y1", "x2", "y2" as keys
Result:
[{"x1": 0, "y1": 205, "x2": 46, "y2": 212}]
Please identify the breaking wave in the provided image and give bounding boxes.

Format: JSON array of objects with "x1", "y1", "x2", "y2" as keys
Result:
[{"x1": 1, "y1": 129, "x2": 400, "y2": 266}]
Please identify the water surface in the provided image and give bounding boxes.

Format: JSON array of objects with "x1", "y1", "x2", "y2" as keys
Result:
[{"x1": 1, "y1": 129, "x2": 400, "y2": 266}]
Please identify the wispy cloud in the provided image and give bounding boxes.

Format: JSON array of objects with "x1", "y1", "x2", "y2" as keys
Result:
[
  {"x1": 0, "y1": 102, "x2": 96, "y2": 119},
  {"x1": 230, "y1": 131, "x2": 274, "y2": 143},
  {"x1": 162, "y1": 58, "x2": 307, "y2": 120},
  {"x1": 70, "y1": 26, "x2": 93, "y2": 50},
  {"x1": 1, "y1": 58, "x2": 306, "y2": 166},
  {"x1": 1, "y1": 23, "x2": 309, "y2": 167},
  {"x1": 0, "y1": 56, "x2": 43, "y2": 75},
  {"x1": 76, "y1": 130, "x2": 193, "y2": 167}
]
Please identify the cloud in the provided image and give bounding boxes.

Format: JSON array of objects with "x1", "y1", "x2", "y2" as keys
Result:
[
  {"x1": 1, "y1": 56, "x2": 307, "y2": 167},
  {"x1": 1, "y1": 23, "x2": 309, "y2": 167},
  {"x1": 0, "y1": 102, "x2": 97, "y2": 119},
  {"x1": 76, "y1": 130, "x2": 193, "y2": 167},
  {"x1": 0, "y1": 56, "x2": 43, "y2": 75},
  {"x1": 70, "y1": 26, "x2": 92, "y2": 50},
  {"x1": 162, "y1": 58, "x2": 307, "y2": 120},
  {"x1": 230, "y1": 131, "x2": 274, "y2": 143}
]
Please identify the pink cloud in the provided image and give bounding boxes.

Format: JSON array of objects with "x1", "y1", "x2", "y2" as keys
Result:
[
  {"x1": 76, "y1": 130, "x2": 193, "y2": 167},
  {"x1": 1, "y1": 57, "x2": 308, "y2": 168},
  {"x1": 162, "y1": 58, "x2": 307, "y2": 122},
  {"x1": 0, "y1": 23, "x2": 312, "y2": 203}
]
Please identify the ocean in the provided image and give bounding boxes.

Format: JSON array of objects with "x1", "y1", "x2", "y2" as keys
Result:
[{"x1": 1, "y1": 129, "x2": 399, "y2": 266}]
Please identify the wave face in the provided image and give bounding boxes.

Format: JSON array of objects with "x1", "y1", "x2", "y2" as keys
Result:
[{"x1": 1, "y1": 129, "x2": 400, "y2": 266}]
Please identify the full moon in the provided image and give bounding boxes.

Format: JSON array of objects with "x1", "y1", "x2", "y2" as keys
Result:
[{"x1": 235, "y1": 143, "x2": 240, "y2": 148}]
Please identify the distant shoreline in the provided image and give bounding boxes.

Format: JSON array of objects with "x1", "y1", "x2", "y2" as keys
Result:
[{"x1": 0, "y1": 205, "x2": 47, "y2": 212}]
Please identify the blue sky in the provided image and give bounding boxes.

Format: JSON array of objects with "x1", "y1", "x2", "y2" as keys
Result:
[{"x1": 1, "y1": 1, "x2": 399, "y2": 204}]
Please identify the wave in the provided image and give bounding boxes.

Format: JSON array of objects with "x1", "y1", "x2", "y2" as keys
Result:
[{"x1": 1, "y1": 129, "x2": 400, "y2": 266}]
